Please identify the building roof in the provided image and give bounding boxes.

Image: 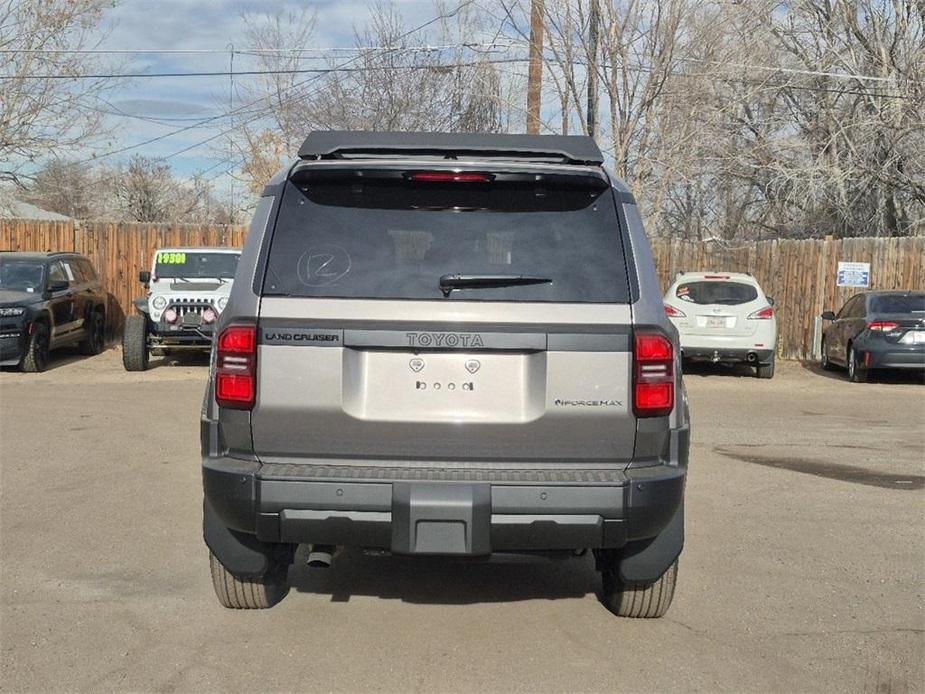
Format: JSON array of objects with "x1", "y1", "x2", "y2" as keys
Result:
[{"x1": 0, "y1": 199, "x2": 72, "y2": 221}]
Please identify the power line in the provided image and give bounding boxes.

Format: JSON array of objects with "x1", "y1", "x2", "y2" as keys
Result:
[
  {"x1": 0, "y1": 41, "x2": 522, "y2": 55},
  {"x1": 1, "y1": 57, "x2": 531, "y2": 81},
  {"x1": 74, "y1": 0, "x2": 478, "y2": 165}
]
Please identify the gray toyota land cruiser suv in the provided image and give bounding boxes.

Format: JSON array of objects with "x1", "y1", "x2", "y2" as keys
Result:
[{"x1": 202, "y1": 131, "x2": 689, "y2": 617}]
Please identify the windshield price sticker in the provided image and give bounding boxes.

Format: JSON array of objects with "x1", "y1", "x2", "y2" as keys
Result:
[{"x1": 158, "y1": 252, "x2": 187, "y2": 264}]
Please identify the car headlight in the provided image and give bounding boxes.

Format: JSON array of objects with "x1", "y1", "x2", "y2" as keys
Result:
[
  {"x1": 0, "y1": 307, "x2": 25, "y2": 317},
  {"x1": 217, "y1": 296, "x2": 228, "y2": 311},
  {"x1": 152, "y1": 296, "x2": 167, "y2": 310}
]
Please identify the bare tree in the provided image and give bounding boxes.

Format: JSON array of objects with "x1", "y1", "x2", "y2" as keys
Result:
[
  {"x1": 18, "y1": 160, "x2": 97, "y2": 219},
  {"x1": 233, "y1": 2, "x2": 507, "y2": 192},
  {"x1": 0, "y1": 0, "x2": 116, "y2": 190}
]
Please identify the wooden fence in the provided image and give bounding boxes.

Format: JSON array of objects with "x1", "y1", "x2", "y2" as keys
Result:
[
  {"x1": 2, "y1": 218, "x2": 923, "y2": 359},
  {"x1": 1, "y1": 219, "x2": 247, "y2": 340}
]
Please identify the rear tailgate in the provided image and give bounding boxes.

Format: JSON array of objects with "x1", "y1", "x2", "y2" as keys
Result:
[
  {"x1": 252, "y1": 300, "x2": 635, "y2": 463},
  {"x1": 250, "y1": 165, "x2": 638, "y2": 467},
  {"x1": 668, "y1": 279, "x2": 766, "y2": 338}
]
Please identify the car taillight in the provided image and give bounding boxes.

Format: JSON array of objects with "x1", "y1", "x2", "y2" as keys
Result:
[
  {"x1": 216, "y1": 325, "x2": 256, "y2": 410},
  {"x1": 747, "y1": 306, "x2": 774, "y2": 320},
  {"x1": 633, "y1": 332, "x2": 674, "y2": 418},
  {"x1": 407, "y1": 171, "x2": 493, "y2": 183},
  {"x1": 664, "y1": 304, "x2": 686, "y2": 318},
  {"x1": 868, "y1": 320, "x2": 899, "y2": 331}
]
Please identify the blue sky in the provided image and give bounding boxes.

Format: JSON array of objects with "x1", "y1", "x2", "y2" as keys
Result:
[{"x1": 88, "y1": 0, "x2": 444, "y2": 198}]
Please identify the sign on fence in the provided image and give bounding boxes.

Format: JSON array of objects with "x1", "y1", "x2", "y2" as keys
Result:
[{"x1": 836, "y1": 261, "x2": 871, "y2": 287}]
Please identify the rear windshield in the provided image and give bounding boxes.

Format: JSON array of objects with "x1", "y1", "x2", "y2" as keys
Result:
[
  {"x1": 869, "y1": 294, "x2": 925, "y2": 314},
  {"x1": 675, "y1": 280, "x2": 758, "y2": 305},
  {"x1": 262, "y1": 173, "x2": 630, "y2": 302},
  {"x1": 154, "y1": 251, "x2": 239, "y2": 279}
]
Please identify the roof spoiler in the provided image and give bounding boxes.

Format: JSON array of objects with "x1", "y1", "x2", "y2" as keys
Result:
[{"x1": 298, "y1": 130, "x2": 605, "y2": 166}]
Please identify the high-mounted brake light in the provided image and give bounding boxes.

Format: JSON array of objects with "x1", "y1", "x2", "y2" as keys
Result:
[
  {"x1": 664, "y1": 304, "x2": 686, "y2": 318},
  {"x1": 868, "y1": 320, "x2": 899, "y2": 331},
  {"x1": 216, "y1": 325, "x2": 257, "y2": 409},
  {"x1": 407, "y1": 171, "x2": 492, "y2": 183},
  {"x1": 633, "y1": 332, "x2": 674, "y2": 418},
  {"x1": 703, "y1": 274, "x2": 730, "y2": 280},
  {"x1": 747, "y1": 306, "x2": 774, "y2": 320}
]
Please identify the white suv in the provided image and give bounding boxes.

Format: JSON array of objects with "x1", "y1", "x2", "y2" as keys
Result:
[{"x1": 663, "y1": 272, "x2": 777, "y2": 378}]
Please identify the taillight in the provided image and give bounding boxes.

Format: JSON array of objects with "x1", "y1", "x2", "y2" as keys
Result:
[
  {"x1": 407, "y1": 171, "x2": 493, "y2": 183},
  {"x1": 664, "y1": 304, "x2": 686, "y2": 318},
  {"x1": 633, "y1": 332, "x2": 674, "y2": 418},
  {"x1": 868, "y1": 321, "x2": 899, "y2": 331},
  {"x1": 747, "y1": 306, "x2": 774, "y2": 320},
  {"x1": 215, "y1": 325, "x2": 256, "y2": 409}
]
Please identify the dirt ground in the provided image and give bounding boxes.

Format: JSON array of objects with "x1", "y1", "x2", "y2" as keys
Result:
[{"x1": 1, "y1": 348, "x2": 923, "y2": 693}]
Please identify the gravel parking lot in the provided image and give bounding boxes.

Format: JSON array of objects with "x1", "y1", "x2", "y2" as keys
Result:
[{"x1": 1, "y1": 349, "x2": 923, "y2": 693}]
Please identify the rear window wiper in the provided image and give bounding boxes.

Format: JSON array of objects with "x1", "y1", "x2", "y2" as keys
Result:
[{"x1": 439, "y1": 273, "x2": 553, "y2": 297}]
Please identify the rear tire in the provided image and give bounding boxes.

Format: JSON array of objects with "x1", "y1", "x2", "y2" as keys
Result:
[
  {"x1": 79, "y1": 311, "x2": 105, "y2": 355},
  {"x1": 209, "y1": 552, "x2": 289, "y2": 609},
  {"x1": 820, "y1": 338, "x2": 835, "y2": 371},
  {"x1": 755, "y1": 355, "x2": 775, "y2": 379},
  {"x1": 601, "y1": 558, "x2": 678, "y2": 618},
  {"x1": 122, "y1": 314, "x2": 149, "y2": 371},
  {"x1": 20, "y1": 322, "x2": 49, "y2": 373},
  {"x1": 847, "y1": 345, "x2": 867, "y2": 383}
]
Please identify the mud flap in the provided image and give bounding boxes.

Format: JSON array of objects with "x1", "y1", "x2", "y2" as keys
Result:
[
  {"x1": 204, "y1": 498, "x2": 293, "y2": 578},
  {"x1": 618, "y1": 500, "x2": 684, "y2": 584},
  {"x1": 390, "y1": 483, "x2": 491, "y2": 555}
]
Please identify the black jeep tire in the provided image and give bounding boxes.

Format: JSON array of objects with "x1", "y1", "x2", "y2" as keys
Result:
[
  {"x1": 209, "y1": 552, "x2": 289, "y2": 609},
  {"x1": 79, "y1": 311, "x2": 105, "y2": 355},
  {"x1": 122, "y1": 314, "x2": 149, "y2": 371},
  {"x1": 755, "y1": 355, "x2": 775, "y2": 379},
  {"x1": 20, "y1": 321, "x2": 50, "y2": 373},
  {"x1": 601, "y1": 558, "x2": 678, "y2": 618}
]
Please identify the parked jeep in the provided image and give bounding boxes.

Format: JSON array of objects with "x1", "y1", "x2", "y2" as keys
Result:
[
  {"x1": 123, "y1": 247, "x2": 240, "y2": 371},
  {"x1": 0, "y1": 251, "x2": 106, "y2": 372},
  {"x1": 202, "y1": 131, "x2": 689, "y2": 617}
]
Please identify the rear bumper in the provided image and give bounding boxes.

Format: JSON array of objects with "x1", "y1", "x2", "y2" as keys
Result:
[
  {"x1": 861, "y1": 342, "x2": 925, "y2": 370},
  {"x1": 203, "y1": 429, "x2": 688, "y2": 572},
  {"x1": 681, "y1": 345, "x2": 774, "y2": 363}
]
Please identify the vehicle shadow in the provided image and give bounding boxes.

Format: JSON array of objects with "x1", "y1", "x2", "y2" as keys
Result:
[
  {"x1": 148, "y1": 351, "x2": 211, "y2": 369},
  {"x1": 800, "y1": 360, "x2": 925, "y2": 385},
  {"x1": 681, "y1": 361, "x2": 757, "y2": 378},
  {"x1": 287, "y1": 546, "x2": 601, "y2": 605},
  {"x1": 0, "y1": 345, "x2": 105, "y2": 373}
]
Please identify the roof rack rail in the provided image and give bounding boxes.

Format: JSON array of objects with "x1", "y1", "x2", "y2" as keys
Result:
[{"x1": 298, "y1": 130, "x2": 605, "y2": 166}]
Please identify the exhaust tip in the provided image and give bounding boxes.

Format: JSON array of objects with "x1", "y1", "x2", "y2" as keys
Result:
[{"x1": 307, "y1": 544, "x2": 336, "y2": 568}]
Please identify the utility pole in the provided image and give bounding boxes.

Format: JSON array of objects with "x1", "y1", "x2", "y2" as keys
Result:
[
  {"x1": 587, "y1": 0, "x2": 600, "y2": 140},
  {"x1": 526, "y1": 0, "x2": 544, "y2": 134}
]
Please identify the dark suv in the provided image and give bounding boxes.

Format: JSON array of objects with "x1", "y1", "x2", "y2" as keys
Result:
[
  {"x1": 0, "y1": 252, "x2": 107, "y2": 371},
  {"x1": 202, "y1": 132, "x2": 689, "y2": 617}
]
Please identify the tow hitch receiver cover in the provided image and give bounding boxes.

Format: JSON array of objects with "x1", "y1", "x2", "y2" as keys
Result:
[{"x1": 391, "y1": 483, "x2": 491, "y2": 555}]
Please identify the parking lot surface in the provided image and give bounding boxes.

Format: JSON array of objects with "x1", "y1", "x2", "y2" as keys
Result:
[{"x1": 1, "y1": 350, "x2": 923, "y2": 693}]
